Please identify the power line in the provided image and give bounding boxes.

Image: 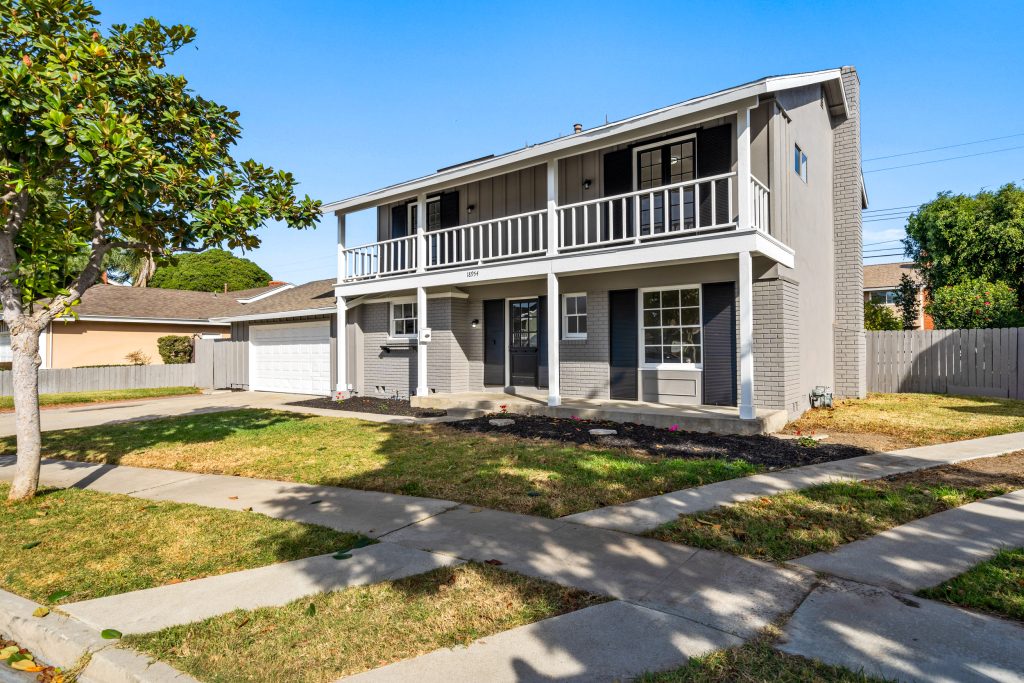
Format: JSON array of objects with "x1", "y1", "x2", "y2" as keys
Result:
[
  {"x1": 864, "y1": 132, "x2": 1024, "y2": 162},
  {"x1": 864, "y1": 144, "x2": 1024, "y2": 173},
  {"x1": 863, "y1": 239, "x2": 903, "y2": 246},
  {"x1": 863, "y1": 203, "x2": 921, "y2": 213}
]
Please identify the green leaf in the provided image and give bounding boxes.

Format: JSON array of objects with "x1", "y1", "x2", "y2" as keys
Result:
[
  {"x1": 21, "y1": 541, "x2": 41, "y2": 550},
  {"x1": 47, "y1": 590, "x2": 72, "y2": 603},
  {"x1": 100, "y1": 629, "x2": 122, "y2": 640}
]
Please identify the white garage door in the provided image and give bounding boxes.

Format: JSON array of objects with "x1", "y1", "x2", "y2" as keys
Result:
[{"x1": 249, "y1": 321, "x2": 331, "y2": 395}]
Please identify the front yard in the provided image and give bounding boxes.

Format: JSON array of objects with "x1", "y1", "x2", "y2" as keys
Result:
[
  {"x1": 919, "y1": 547, "x2": 1024, "y2": 622},
  {"x1": 125, "y1": 564, "x2": 605, "y2": 683},
  {"x1": 0, "y1": 483, "x2": 362, "y2": 604},
  {"x1": 0, "y1": 386, "x2": 201, "y2": 412}
]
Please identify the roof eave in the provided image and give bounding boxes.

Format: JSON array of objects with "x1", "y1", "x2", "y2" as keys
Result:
[{"x1": 210, "y1": 307, "x2": 336, "y2": 324}]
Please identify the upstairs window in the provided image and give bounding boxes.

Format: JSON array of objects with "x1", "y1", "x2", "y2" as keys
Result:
[
  {"x1": 562, "y1": 293, "x2": 588, "y2": 339},
  {"x1": 391, "y1": 301, "x2": 417, "y2": 338},
  {"x1": 794, "y1": 144, "x2": 808, "y2": 182}
]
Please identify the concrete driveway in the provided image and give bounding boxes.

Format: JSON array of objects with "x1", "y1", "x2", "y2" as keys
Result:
[{"x1": 0, "y1": 391, "x2": 317, "y2": 438}]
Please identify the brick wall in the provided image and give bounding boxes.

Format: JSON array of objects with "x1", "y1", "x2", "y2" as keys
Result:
[
  {"x1": 752, "y1": 277, "x2": 804, "y2": 416},
  {"x1": 560, "y1": 290, "x2": 609, "y2": 399},
  {"x1": 832, "y1": 67, "x2": 867, "y2": 397}
]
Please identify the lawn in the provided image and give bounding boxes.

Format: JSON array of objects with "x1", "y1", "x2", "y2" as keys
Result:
[
  {"x1": 4, "y1": 409, "x2": 761, "y2": 517},
  {"x1": 641, "y1": 639, "x2": 887, "y2": 682},
  {"x1": 786, "y1": 392, "x2": 1024, "y2": 450},
  {"x1": 918, "y1": 547, "x2": 1024, "y2": 622},
  {"x1": 0, "y1": 386, "x2": 201, "y2": 412},
  {"x1": 0, "y1": 483, "x2": 363, "y2": 604},
  {"x1": 125, "y1": 563, "x2": 605, "y2": 683},
  {"x1": 648, "y1": 452, "x2": 1024, "y2": 562}
]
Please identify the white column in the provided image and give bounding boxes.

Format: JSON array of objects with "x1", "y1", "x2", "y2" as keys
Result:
[
  {"x1": 546, "y1": 160, "x2": 558, "y2": 256},
  {"x1": 415, "y1": 193, "x2": 427, "y2": 272},
  {"x1": 416, "y1": 285, "x2": 429, "y2": 396},
  {"x1": 336, "y1": 295, "x2": 348, "y2": 397},
  {"x1": 738, "y1": 250, "x2": 755, "y2": 419},
  {"x1": 335, "y1": 212, "x2": 347, "y2": 281},
  {"x1": 736, "y1": 108, "x2": 752, "y2": 230},
  {"x1": 547, "y1": 271, "x2": 560, "y2": 406}
]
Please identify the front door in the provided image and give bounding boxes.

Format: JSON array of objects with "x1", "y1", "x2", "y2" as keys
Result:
[{"x1": 509, "y1": 298, "x2": 539, "y2": 387}]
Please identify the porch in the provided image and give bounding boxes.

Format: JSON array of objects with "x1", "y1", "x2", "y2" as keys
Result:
[{"x1": 410, "y1": 391, "x2": 787, "y2": 436}]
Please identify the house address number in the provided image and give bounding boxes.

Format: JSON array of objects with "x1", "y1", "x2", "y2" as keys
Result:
[{"x1": 466, "y1": 270, "x2": 480, "y2": 278}]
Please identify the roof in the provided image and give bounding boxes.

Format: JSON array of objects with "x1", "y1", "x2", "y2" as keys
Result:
[
  {"x1": 59, "y1": 284, "x2": 261, "y2": 322},
  {"x1": 211, "y1": 279, "x2": 336, "y2": 322},
  {"x1": 864, "y1": 263, "x2": 923, "y2": 290},
  {"x1": 322, "y1": 68, "x2": 850, "y2": 215}
]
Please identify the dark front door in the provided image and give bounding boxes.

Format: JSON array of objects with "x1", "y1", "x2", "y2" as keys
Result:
[
  {"x1": 701, "y1": 282, "x2": 737, "y2": 406},
  {"x1": 609, "y1": 289, "x2": 639, "y2": 400},
  {"x1": 509, "y1": 298, "x2": 539, "y2": 387},
  {"x1": 483, "y1": 300, "x2": 505, "y2": 386}
]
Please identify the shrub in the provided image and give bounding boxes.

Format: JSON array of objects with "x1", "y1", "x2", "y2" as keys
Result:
[
  {"x1": 926, "y1": 278, "x2": 1023, "y2": 329},
  {"x1": 125, "y1": 350, "x2": 151, "y2": 365},
  {"x1": 157, "y1": 335, "x2": 194, "y2": 364},
  {"x1": 864, "y1": 300, "x2": 901, "y2": 330}
]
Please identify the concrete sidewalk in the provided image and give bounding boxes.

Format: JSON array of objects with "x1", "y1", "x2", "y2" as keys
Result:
[{"x1": 563, "y1": 431, "x2": 1024, "y2": 533}]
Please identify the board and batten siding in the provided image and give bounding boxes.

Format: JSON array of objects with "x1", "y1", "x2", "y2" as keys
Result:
[{"x1": 867, "y1": 328, "x2": 1024, "y2": 399}]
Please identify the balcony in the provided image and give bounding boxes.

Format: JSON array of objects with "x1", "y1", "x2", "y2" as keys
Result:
[{"x1": 340, "y1": 174, "x2": 769, "y2": 282}]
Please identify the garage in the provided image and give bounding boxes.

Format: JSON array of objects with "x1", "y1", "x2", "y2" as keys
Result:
[{"x1": 249, "y1": 320, "x2": 331, "y2": 395}]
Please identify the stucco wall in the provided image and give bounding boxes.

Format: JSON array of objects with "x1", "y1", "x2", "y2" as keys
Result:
[{"x1": 48, "y1": 321, "x2": 227, "y2": 368}]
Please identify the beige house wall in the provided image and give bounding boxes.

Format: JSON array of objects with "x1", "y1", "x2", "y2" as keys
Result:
[{"x1": 48, "y1": 321, "x2": 228, "y2": 368}]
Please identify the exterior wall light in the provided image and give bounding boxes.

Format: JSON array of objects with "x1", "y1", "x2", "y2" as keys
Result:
[
  {"x1": 471, "y1": 319, "x2": 479, "y2": 328},
  {"x1": 467, "y1": 204, "x2": 475, "y2": 214},
  {"x1": 582, "y1": 179, "x2": 592, "y2": 190}
]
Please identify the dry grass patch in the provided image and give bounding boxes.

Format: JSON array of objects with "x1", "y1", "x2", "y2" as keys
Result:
[
  {"x1": 0, "y1": 483, "x2": 363, "y2": 604},
  {"x1": 919, "y1": 547, "x2": 1024, "y2": 622},
  {"x1": 7, "y1": 409, "x2": 759, "y2": 517},
  {"x1": 125, "y1": 563, "x2": 606, "y2": 683},
  {"x1": 785, "y1": 392, "x2": 1024, "y2": 450},
  {"x1": 0, "y1": 386, "x2": 201, "y2": 412},
  {"x1": 648, "y1": 452, "x2": 1024, "y2": 562}
]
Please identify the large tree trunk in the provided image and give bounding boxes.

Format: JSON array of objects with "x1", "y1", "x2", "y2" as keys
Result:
[{"x1": 8, "y1": 325, "x2": 42, "y2": 501}]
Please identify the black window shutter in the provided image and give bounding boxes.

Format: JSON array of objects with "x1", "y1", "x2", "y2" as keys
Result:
[
  {"x1": 440, "y1": 191, "x2": 460, "y2": 229},
  {"x1": 701, "y1": 282, "x2": 737, "y2": 407},
  {"x1": 609, "y1": 289, "x2": 638, "y2": 400},
  {"x1": 696, "y1": 124, "x2": 732, "y2": 177},
  {"x1": 537, "y1": 296, "x2": 548, "y2": 389},
  {"x1": 390, "y1": 204, "x2": 408, "y2": 239},
  {"x1": 603, "y1": 149, "x2": 632, "y2": 195}
]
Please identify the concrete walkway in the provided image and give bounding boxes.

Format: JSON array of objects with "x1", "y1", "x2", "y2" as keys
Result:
[
  {"x1": 798, "y1": 488, "x2": 1024, "y2": 592},
  {"x1": 564, "y1": 431, "x2": 1024, "y2": 533}
]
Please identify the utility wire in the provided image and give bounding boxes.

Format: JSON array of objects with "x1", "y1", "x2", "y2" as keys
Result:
[
  {"x1": 864, "y1": 144, "x2": 1024, "y2": 173},
  {"x1": 864, "y1": 132, "x2": 1024, "y2": 162}
]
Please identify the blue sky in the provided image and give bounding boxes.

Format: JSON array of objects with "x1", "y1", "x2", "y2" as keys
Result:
[{"x1": 101, "y1": 0, "x2": 1024, "y2": 282}]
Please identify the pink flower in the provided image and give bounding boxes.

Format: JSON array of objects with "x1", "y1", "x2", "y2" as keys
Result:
[
  {"x1": 668, "y1": 424, "x2": 679, "y2": 432},
  {"x1": 571, "y1": 415, "x2": 581, "y2": 421}
]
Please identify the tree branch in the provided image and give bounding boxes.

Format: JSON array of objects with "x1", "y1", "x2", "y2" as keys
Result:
[{"x1": 35, "y1": 208, "x2": 110, "y2": 326}]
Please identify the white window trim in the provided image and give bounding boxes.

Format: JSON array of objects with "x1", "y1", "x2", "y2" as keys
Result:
[
  {"x1": 389, "y1": 297, "x2": 418, "y2": 340},
  {"x1": 794, "y1": 143, "x2": 808, "y2": 183},
  {"x1": 638, "y1": 284, "x2": 703, "y2": 371},
  {"x1": 631, "y1": 132, "x2": 698, "y2": 192},
  {"x1": 407, "y1": 196, "x2": 441, "y2": 234},
  {"x1": 561, "y1": 292, "x2": 588, "y2": 340}
]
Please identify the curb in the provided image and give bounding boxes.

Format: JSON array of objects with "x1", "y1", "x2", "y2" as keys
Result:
[{"x1": 0, "y1": 589, "x2": 196, "y2": 683}]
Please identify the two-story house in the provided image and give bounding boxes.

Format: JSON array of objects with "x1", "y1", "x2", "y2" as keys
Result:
[{"x1": 219, "y1": 67, "x2": 867, "y2": 434}]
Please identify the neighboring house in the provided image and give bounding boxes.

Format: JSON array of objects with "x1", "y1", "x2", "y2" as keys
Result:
[
  {"x1": 221, "y1": 67, "x2": 867, "y2": 426},
  {"x1": 864, "y1": 262, "x2": 933, "y2": 330},
  {"x1": 0, "y1": 283, "x2": 291, "y2": 369}
]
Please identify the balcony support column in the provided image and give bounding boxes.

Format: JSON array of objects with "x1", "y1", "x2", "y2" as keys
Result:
[
  {"x1": 736, "y1": 107, "x2": 752, "y2": 230},
  {"x1": 738, "y1": 250, "x2": 756, "y2": 420},
  {"x1": 546, "y1": 160, "x2": 558, "y2": 256},
  {"x1": 336, "y1": 295, "x2": 349, "y2": 398},
  {"x1": 546, "y1": 271, "x2": 560, "y2": 406},
  {"x1": 416, "y1": 285, "x2": 429, "y2": 396},
  {"x1": 415, "y1": 193, "x2": 427, "y2": 272},
  {"x1": 336, "y1": 212, "x2": 347, "y2": 281}
]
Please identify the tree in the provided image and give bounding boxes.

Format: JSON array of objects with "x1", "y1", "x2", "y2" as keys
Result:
[
  {"x1": 0, "y1": 0, "x2": 320, "y2": 500},
  {"x1": 926, "y1": 278, "x2": 1022, "y2": 329},
  {"x1": 893, "y1": 273, "x2": 921, "y2": 330},
  {"x1": 156, "y1": 335, "x2": 192, "y2": 364},
  {"x1": 149, "y1": 249, "x2": 270, "y2": 292},
  {"x1": 864, "y1": 300, "x2": 901, "y2": 331},
  {"x1": 904, "y1": 184, "x2": 1024, "y2": 305}
]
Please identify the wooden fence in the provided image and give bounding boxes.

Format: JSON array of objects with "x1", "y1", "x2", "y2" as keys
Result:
[
  {"x1": 867, "y1": 328, "x2": 1024, "y2": 399},
  {"x1": 0, "y1": 363, "x2": 198, "y2": 396},
  {"x1": 194, "y1": 338, "x2": 248, "y2": 390}
]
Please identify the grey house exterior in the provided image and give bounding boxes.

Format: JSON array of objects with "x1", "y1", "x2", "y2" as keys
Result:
[{"x1": 220, "y1": 68, "x2": 867, "y2": 428}]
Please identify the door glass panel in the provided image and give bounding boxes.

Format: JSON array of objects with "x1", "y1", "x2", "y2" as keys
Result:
[{"x1": 510, "y1": 300, "x2": 539, "y2": 350}]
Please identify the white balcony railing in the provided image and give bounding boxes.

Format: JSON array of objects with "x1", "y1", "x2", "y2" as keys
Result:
[
  {"x1": 339, "y1": 172, "x2": 771, "y2": 281},
  {"x1": 343, "y1": 234, "x2": 417, "y2": 281},
  {"x1": 556, "y1": 172, "x2": 736, "y2": 252},
  {"x1": 426, "y1": 208, "x2": 547, "y2": 270}
]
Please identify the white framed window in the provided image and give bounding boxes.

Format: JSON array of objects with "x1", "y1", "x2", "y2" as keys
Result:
[
  {"x1": 391, "y1": 300, "x2": 417, "y2": 338},
  {"x1": 640, "y1": 286, "x2": 702, "y2": 368},
  {"x1": 794, "y1": 144, "x2": 808, "y2": 182},
  {"x1": 868, "y1": 290, "x2": 897, "y2": 306},
  {"x1": 562, "y1": 293, "x2": 587, "y2": 339},
  {"x1": 408, "y1": 197, "x2": 441, "y2": 233}
]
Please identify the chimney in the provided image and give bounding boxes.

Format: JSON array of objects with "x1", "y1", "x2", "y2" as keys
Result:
[
  {"x1": 269, "y1": 280, "x2": 286, "y2": 286},
  {"x1": 100, "y1": 271, "x2": 108, "y2": 285},
  {"x1": 573, "y1": 123, "x2": 583, "y2": 134}
]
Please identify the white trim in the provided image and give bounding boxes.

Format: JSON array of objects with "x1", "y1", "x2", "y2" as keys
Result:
[
  {"x1": 322, "y1": 69, "x2": 847, "y2": 215},
  {"x1": 738, "y1": 250, "x2": 755, "y2": 419},
  {"x1": 637, "y1": 284, "x2": 703, "y2": 371},
  {"x1": 415, "y1": 286, "x2": 428, "y2": 395},
  {"x1": 235, "y1": 283, "x2": 295, "y2": 304},
  {"x1": 57, "y1": 315, "x2": 230, "y2": 326},
  {"x1": 211, "y1": 308, "x2": 334, "y2": 324},
  {"x1": 390, "y1": 298, "x2": 418, "y2": 339},
  {"x1": 561, "y1": 292, "x2": 588, "y2": 340},
  {"x1": 546, "y1": 273, "x2": 560, "y2": 406}
]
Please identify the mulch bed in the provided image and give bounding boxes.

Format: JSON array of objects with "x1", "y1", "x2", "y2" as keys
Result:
[
  {"x1": 448, "y1": 414, "x2": 872, "y2": 469},
  {"x1": 287, "y1": 396, "x2": 447, "y2": 418}
]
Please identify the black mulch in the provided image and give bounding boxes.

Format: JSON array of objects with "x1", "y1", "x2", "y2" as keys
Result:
[
  {"x1": 286, "y1": 396, "x2": 447, "y2": 418},
  {"x1": 447, "y1": 413, "x2": 872, "y2": 470}
]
